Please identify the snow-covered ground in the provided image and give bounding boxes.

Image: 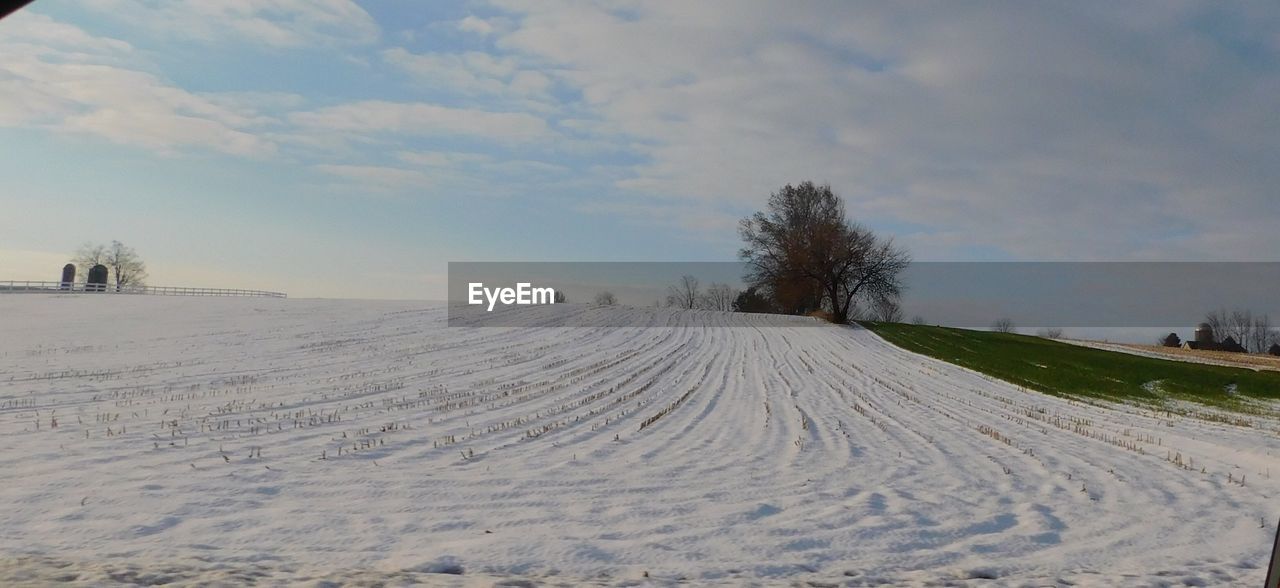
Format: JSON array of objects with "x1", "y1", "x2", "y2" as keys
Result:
[{"x1": 1, "y1": 296, "x2": 1278, "y2": 587}]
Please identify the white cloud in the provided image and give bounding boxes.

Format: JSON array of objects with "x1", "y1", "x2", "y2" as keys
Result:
[
  {"x1": 203, "y1": 91, "x2": 307, "y2": 114},
  {"x1": 458, "y1": 15, "x2": 495, "y2": 36},
  {"x1": 483, "y1": 0, "x2": 1280, "y2": 260},
  {"x1": 394, "y1": 150, "x2": 567, "y2": 180},
  {"x1": 8, "y1": 2, "x2": 1279, "y2": 264},
  {"x1": 1, "y1": 11, "x2": 133, "y2": 54},
  {"x1": 381, "y1": 48, "x2": 511, "y2": 94},
  {"x1": 0, "y1": 12, "x2": 277, "y2": 156},
  {"x1": 62, "y1": 108, "x2": 275, "y2": 157},
  {"x1": 576, "y1": 200, "x2": 740, "y2": 237},
  {"x1": 396, "y1": 150, "x2": 493, "y2": 167},
  {"x1": 290, "y1": 100, "x2": 550, "y2": 142},
  {"x1": 313, "y1": 163, "x2": 435, "y2": 190},
  {"x1": 79, "y1": 0, "x2": 379, "y2": 47},
  {"x1": 509, "y1": 70, "x2": 552, "y2": 95},
  {"x1": 380, "y1": 47, "x2": 554, "y2": 102}
]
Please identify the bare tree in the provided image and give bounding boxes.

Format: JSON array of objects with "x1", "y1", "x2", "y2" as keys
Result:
[
  {"x1": 1205, "y1": 309, "x2": 1278, "y2": 353},
  {"x1": 992, "y1": 318, "x2": 1016, "y2": 334},
  {"x1": 1036, "y1": 327, "x2": 1064, "y2": 339},
  {"x1": 74, "y1": 241, "x2": 146, "y2": 289},
  {"x1": 870, "y1": 295, "x2": 903, "y2": 323},
  {"x1": 1204, "y1": 309, "x2": 1226, "y2": 342},
  {"x1": 739, "y1": 182, "x2": 910, "y2": 324},
  {"x1": 553, "y1": 291, "x2": 567, "y2": 303},
  {"x1": 700, "y1": 282, "x2": 737, "y2": 312},
  {"x1": 1226, "y1": 309, "x2": 1252, "y2": 348},
  {"x1": 593, "y1": 291, "x2": 617, "y2": 306},
  {"x1": 71, "y1": 242, "x2": 108, "y2": 281},
  {"x1": 1249, "y1": 317, "x2": 1269, "y2": 353},
  {"x1": 911, "y1": 315, "x2": 926, "y2": 325},
  {"x1": 105, "y1": 240, "x2": 147, "y2": 289},
  {"x1": 666, "y1": 275, "x2": 701, "y2": 310},
  {"x1": 847, "y1": 303, "x2": 867, "y2": 322}
]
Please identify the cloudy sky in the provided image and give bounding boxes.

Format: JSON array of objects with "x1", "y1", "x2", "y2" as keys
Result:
[{"x1": 1, "y1": 1, "x2": 1277, "y2": 299}]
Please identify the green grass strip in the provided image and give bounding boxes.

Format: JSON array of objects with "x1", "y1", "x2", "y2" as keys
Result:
[{"x1": 861, "y1": 322, "x2": 1280, "y2": 410}]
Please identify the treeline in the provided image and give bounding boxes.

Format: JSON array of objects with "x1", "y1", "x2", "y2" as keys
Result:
[
  {"x1": 1204, "y1": 309, "x2": 1279, "y2": 354},
  {"x1": 592, "y1": 278, "x2": 742, "y2": 312},
  {"x1": 662, "y1": 276, "x2": 737, "y2": 312}
]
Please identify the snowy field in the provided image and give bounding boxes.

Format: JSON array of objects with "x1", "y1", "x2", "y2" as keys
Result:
[{"x1": 1, "y1": 296, "x2": 1279, "y2": 587}]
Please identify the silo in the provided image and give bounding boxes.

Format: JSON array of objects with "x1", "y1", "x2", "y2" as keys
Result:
[
  {"x1": 1194, "y1": 323, "x2": 1214, "y2": 344},
  {"x1": 60, "y1": 264, "x2": 75, "y2": 290},
  {"x1": 87, "y1": 264, "x2": 109, "y2": 292}
]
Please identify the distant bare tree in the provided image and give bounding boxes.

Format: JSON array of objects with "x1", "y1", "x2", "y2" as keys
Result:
[
  {"x1": 74, "y1": 241, "x2": 146, "y2": 289},
  {"x1": 700, "y1": 282, "x2": 737, "y2": 312},
  {"x1": 1204, "y1": 309, "x2": 1226, "y2": 341},
  {"x1": 1036, "y1": 327, "x2": 1064, "y2": 339},
  {"x1": 870, "y1": 295, "x2": 903, "y2": 323},
  {"x1": 553, "y1": 291, "x2": 567, "y2": 304},
  {"x1": 1205, "y1": 309, "x2": 1278, "y2": 353},
  {"x1": 1228, "y1": 309, "x2": 1252, "y2": 347},
  {"x1": 594, "y1": 291, "x2": 617, "y2": 306},
  {"x1": 992, "y1": 318, "x2": 1016, "y2": 334},
  {"x1": 666, "y1": 275, "x2": 701, "y2": 309},
  {"x1": 1251, "y1": 314, "x2": 1275, "y2": 354},
  {"x1": 1249, "y1": 314, "x2": 1266, "y2": 353},
  {"x1": 105, "y1": 240, "x2": 147, "y2": 289},
  {"x1": 911, "y1": 315, "x2": 926, "y2": 325},
  {"x1": 847, "y1": 303, "x2": 867, "y2": 322},
  {"x1": 71, "y1": 242, "x2": 108, "y2": 282}
]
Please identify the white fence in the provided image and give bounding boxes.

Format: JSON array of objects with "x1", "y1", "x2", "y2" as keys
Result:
[{"x1": 0, "y1": 280, "x2": 286, "y2": 298}]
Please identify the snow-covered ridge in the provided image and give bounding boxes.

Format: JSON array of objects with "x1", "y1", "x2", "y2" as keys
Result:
[{"x1": 1, "y1": 296, "x2": 1277, "y2": 586}]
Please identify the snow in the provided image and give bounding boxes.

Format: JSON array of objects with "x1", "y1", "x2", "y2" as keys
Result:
[{"x1": 1, "y1": 296, "x2": 1278, "y2": 586}]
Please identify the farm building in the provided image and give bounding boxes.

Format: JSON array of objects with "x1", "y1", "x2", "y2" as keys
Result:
[
  {"x1": 1182, "y1": 323, "x2": 1216, "y2": 350},
  {"x1": 1180, "y1": 323, "x2": 1246, "y2": 353},
  {"x1": 1217, "y1": 336, "x2": 1247, "y2": 353}
]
